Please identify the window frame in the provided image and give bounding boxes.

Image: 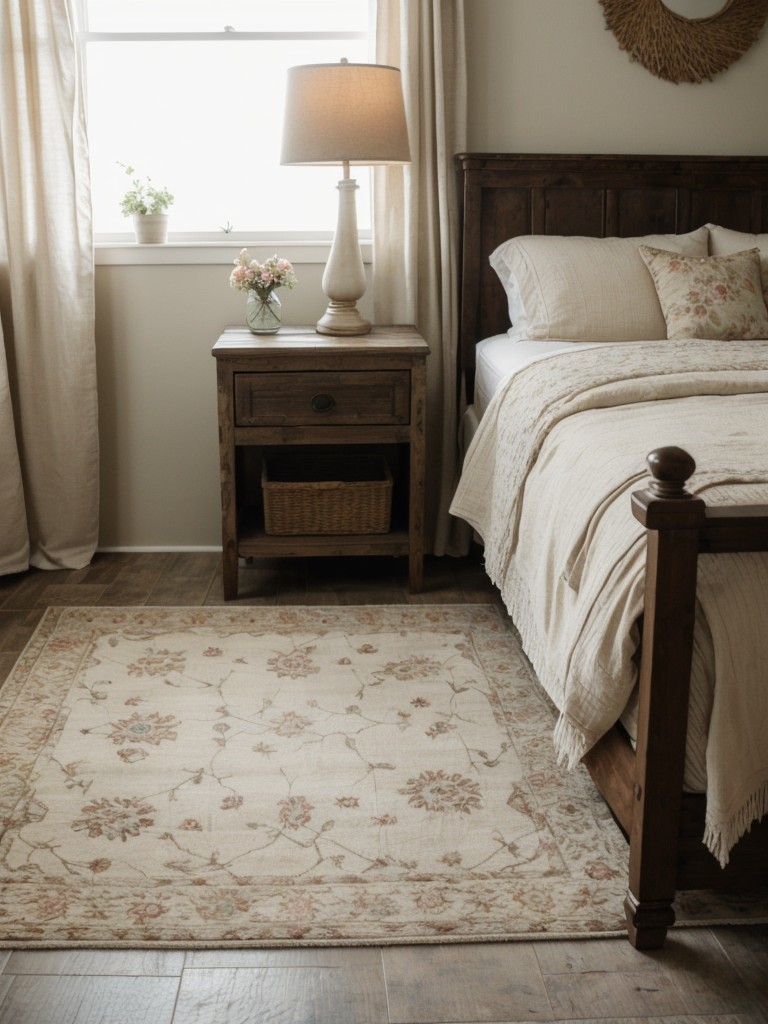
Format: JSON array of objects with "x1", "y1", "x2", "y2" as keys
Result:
[{"x1": 74, "y1": 2, "x2": 374, "y2": 265}]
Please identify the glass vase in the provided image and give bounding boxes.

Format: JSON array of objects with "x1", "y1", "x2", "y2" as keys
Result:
[{"x1": 246, "y1": 290, "x2": 282, "y2": 334}]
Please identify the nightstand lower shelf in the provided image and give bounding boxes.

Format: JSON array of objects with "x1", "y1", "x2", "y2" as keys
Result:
[
  {"x1": 237, "y1": 506, "x2": 410, "y2": 558},
  {"x1": 238, "y1": 531, "x2": 411, "y2": 559}
]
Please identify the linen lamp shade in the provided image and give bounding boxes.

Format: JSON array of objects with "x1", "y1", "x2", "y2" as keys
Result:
[{"x1": 281, "y1": 61, "x2": 411, "y2": 168}]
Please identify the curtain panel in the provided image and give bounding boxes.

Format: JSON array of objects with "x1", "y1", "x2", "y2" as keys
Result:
[
  {"x1": 0, "y1": 0, "x2": 99, "y2": 574},
  {"x1": 374, "y1": 0, "x2": 467, "y2": 556}
]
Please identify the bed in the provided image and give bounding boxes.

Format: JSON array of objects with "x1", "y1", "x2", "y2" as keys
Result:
[{"x1": 449, "y1": 154, "x2": 768, "y2": 949}]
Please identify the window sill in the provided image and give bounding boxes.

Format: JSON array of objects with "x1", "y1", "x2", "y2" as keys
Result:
[{"x1": 94, "y1": 239, "x2": 372, "y2": 266}]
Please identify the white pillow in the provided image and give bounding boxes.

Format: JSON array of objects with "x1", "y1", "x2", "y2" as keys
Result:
[
  {"x1": 708, "y1": 224, "x2": 768, "y2": 306},
  {"x1": 708, "y1": 223, "x2": 768, "y2": 255},
  {"x1": 490, "y1": 228, "x2": 709, "y2": 342}
]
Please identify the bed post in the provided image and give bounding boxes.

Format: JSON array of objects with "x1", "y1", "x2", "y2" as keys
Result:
[{"x1": 625, "y1": 447, "x2": 706, "y2": 949}]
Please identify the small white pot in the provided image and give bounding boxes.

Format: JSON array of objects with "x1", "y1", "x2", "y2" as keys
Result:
[{"x1": 132, "y1": 213, "x2": 169, "y2": 244}]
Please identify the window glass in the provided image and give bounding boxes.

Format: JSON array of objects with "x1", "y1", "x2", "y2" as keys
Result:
[{"x1": 80, "y1": 1, "x2": 372, "y2": 239}]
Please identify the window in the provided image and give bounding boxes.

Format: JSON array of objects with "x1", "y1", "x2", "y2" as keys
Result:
[{"x1": 76, "y1": 1, "x2": 373, "y2": 242}]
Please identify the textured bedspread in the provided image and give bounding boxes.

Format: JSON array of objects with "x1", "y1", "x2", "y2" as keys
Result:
[{"x1": 450, "y1": 339, "x2": 768, "y2": 864}]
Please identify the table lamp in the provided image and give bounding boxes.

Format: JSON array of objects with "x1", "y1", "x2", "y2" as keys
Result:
[{"x1": 281, "y1": 59, "x2": 410, "y2": 336}]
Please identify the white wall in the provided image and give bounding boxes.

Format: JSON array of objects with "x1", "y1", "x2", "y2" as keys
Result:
[{"x1": 96, "y1": 0, "x2": 768, "y2": 549}]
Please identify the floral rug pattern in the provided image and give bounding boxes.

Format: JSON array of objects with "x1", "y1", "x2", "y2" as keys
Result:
[{"x1": 0, "y1": 605, "x2": 765, "y2": 947}]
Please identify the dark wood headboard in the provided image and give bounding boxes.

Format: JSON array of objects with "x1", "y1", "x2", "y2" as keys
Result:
[{"x1": 457, "y1": 153, "x2": 768, "y2": 399}]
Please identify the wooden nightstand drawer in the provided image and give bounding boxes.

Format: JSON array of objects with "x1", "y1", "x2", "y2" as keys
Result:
[{"x1": 234, "y1": 370, "x2": 410, "y2": 426}]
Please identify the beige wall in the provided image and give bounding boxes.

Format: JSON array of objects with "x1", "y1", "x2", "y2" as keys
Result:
[
  {"x1": 95, "y1": 260, "x2": 372, "y2": 549},
  {"x1": 465, "y1": 0, "x2": 768, "y2": 154},
  {"x1": 96, "y1": 0, "x2": 768, "y2": 549}
]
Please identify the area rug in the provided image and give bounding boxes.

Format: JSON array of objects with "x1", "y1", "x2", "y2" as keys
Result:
[{"x1": 1, "y1": 605, "x2": 765, "y2": 948}]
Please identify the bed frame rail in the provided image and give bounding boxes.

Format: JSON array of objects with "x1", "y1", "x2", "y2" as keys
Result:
[{"x1": 586, "y1": 446, "x2": 768, "y2": 949}]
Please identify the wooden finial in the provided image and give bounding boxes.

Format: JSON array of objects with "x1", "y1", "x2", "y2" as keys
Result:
[{"x1": 646, "y1": 446, "x2": 696, "y2": 500}]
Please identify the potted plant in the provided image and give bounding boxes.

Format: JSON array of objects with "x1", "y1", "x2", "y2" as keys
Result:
[{"x1": 119, "y1": 163, "x2": 174, "y2": 244}]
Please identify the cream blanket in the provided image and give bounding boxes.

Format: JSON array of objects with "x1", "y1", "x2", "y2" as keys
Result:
[{"x1": 450, "y1": 339, "x2": 768, "y2": 865}]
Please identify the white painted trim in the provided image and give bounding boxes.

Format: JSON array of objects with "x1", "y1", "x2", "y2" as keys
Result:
[
  {"x1": 97, "y1": 546, "x2": 223, "y2": 553},
  {"x1": 82, "y1": 31, "x2": 366, "y2": 42},
  {"x1": 94, "y1": 240, "x2": 371, "y2": 266}
]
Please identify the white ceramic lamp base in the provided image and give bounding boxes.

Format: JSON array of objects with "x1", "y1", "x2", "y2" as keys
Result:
[
  {"x1": 317, "y1": 178, "x2": 371, "y2": 336},
  {"x1": 316, "y1": 300, "x2": 371, "y2": 336}
]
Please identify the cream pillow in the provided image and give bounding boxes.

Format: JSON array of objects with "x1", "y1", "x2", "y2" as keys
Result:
[
  {"x1": 489, "y1": 227, "x2": 709, "y2": 342},
  {"x1": 707, "y1": 223, "x2": 768, "y2": 307},
  {"x1": 638, "y1": 245, "x2": 768, "y2": 341}
]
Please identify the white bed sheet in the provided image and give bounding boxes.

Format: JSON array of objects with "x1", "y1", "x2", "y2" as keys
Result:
[
  {"x1": 461, "y1": 338, "x2": 599, "y2": 456},
  {"x1": 473, "y1": 337, "x2": 597, "y2": 421}
]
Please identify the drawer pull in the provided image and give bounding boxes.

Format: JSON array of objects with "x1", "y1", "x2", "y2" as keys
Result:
[{"x1": 310, "y1": 393, "x2": 336, "y2": 413}]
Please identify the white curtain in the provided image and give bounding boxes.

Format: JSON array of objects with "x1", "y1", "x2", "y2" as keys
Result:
[
  {"x1": 0, "y1": 0, "x2": 98, "y2": 573},
  {"x1": 374, "y1": 0, "x2": 467, "y2": 556}
]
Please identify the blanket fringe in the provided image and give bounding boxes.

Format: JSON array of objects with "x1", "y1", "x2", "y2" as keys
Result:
[
  {"x1": 704, "y1": 780, "x2": 768, "y2": 868},
  {"x1": 553, "y1": 714, "x2": 591, "y2": 771},
  {"x1": 494, "y1": 561, "x2": 598, "y2": 774}
]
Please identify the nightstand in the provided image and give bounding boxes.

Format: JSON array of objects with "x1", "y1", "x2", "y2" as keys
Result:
[{"x1": 212, "y1": 325, "x2": 429, "y2": 598}]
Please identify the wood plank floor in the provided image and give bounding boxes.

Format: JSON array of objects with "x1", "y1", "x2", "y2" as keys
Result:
[{"x1": 0, "y1": 551, "x2": 766, "y2": 1024}]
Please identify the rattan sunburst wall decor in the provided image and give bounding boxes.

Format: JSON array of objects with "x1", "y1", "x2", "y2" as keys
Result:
[{"x1": 599, "y1": 0, "x2": 768, "y2": 83}]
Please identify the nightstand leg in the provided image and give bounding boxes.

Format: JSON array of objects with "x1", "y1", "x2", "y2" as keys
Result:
[
  {"x1": 408, "y1": 357, "x2": 426, "y2": 595},
  {"x1": 222, "y1": 547, "x2": 239, "y2": 600},
  {"x1": 408, "y1": 553, "x2": 423, "y2": 594}
]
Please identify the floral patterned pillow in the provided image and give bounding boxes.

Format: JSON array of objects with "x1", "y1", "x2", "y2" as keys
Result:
[{"x1": 638, "y1": 245, "x2": 768, "y2": 341}]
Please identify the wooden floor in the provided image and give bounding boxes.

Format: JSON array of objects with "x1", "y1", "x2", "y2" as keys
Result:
[{"x1": 0, "y1": 550, "x2": 766, "y2": 1024}]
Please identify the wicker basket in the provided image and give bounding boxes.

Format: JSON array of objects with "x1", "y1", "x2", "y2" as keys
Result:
[{"x1": 262, "y1": 454, "x2": 392, "y2": 536}]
